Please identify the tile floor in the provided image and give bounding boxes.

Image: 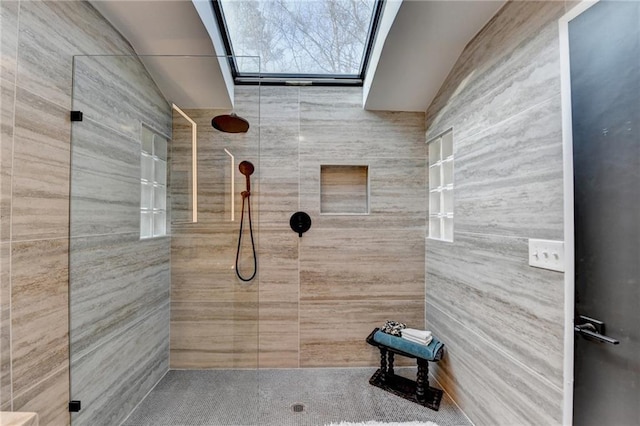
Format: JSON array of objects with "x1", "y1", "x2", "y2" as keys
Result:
[{"x1": 122, "y1": 368, "x2": 471, "y2": 426}]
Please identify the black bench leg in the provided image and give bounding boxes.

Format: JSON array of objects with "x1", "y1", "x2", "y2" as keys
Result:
[
  {"x1": 416, "y1": 359, "x2": 428, "y2": 403},
  {"x1": 379, "y1": 348, "x2": 388, "y2": 381},
  {"x1": 388, "y1": 352, "x2": 395, "y2": 376}
]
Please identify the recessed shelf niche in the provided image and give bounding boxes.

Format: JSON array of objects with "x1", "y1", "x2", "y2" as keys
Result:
[{"x1": 320, "y1": 165, "x2": 369, "y2": 214}]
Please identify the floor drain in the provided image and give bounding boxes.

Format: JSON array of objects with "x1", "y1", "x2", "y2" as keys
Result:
[{"x1": 292, "y1": 403, "x2": 304, "y2": 413}]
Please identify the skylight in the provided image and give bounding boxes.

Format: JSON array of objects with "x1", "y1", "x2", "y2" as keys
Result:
[{"x1": 212, "y1": 0, "x2": 384, "y2": 84}]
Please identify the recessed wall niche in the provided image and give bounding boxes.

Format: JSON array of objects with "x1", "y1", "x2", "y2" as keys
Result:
[{"x1": 320, "y1": 165, "x2": 369, "y2": 214}]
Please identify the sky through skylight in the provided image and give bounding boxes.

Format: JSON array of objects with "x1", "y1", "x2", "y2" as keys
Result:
[{"x1": 218, "y1": 0, "x2": 378, "y2": 77}]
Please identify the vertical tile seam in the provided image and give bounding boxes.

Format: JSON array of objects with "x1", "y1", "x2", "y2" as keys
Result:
[
  {"x1": 7, "y1": 0, "x2": 23, "y2": 411},
  {"x1": 423, "y1": 116, "x2": 428, "y2": 221},
  {"x1": 424, "y1": 127, "x2": 428, "y2": 331},
  {"x1": 296, "y1": 87, "x2": 301, "y2": 368},
  {"x1": 252, "y1": 102, "x2": 261, "y2": 364},
  {"x1": 167, "y1": 199, "x2": 172, "y2": 371}
]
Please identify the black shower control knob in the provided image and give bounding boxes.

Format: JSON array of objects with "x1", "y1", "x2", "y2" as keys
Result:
[{"x1": 290, "y1": 212, "x2": 311, "y2": 237}]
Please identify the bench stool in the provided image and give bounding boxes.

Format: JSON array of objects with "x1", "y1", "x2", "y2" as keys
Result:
[{"x1": 366, "y1": 328, "x2": 445, "y2": 411}]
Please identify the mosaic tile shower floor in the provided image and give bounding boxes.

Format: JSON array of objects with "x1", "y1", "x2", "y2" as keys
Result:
[{"x1": 122, "y1": 368, "x2": 471, "y2": 426}]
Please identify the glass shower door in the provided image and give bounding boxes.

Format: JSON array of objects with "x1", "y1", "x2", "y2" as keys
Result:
[{"x1": 69, "y1": 55, "x2": 260, "y2": 425}]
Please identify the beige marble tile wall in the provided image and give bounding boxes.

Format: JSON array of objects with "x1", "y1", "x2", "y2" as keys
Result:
[
  {"x1": 423, "y1": 1, "x2": 572, "y2": 424},
  {"x1": 170, "y1": 86, "x2": 426, "y2": 368},
  {"x1": 254, "y1": 87, "x2": 301, "y2": 368},
  {"x1": 298, "y1": 88, "x2": 426, "y2": 366},
  {"x1": 0, "y1": 1, "x2": 171, "y2": 424},
  {"x1": 170, "y1": 92, "x2": 260, "y2": 369}
]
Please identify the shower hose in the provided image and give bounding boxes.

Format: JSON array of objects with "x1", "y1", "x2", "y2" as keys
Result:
[{"x1": 235, "y1": 190, "x2": 257, "y2": 282}]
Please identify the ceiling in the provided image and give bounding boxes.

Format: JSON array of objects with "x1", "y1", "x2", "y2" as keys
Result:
[{"x1": 90, "y1": 0, "x2": 505, "y2": 112}]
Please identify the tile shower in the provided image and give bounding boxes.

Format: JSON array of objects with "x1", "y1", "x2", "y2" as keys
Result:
[
  {"x1": 0, "y1": 1, "x2": 573, "y2": 425},
  {"x1": 65, "y1": 52, "x2": 427, "y2": 424},
  {"x1": 170, "y1": 87, "x2": 427, "y2": 371}
]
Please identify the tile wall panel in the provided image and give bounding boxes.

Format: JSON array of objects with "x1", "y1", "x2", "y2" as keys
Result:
[
  {"x1": 0, "y1": 1, "x2": 19, "y2": 82},
  {"x1": 0, "y1": 78, "x2": 14, "y2": 242},
  {"x1": 257, "y1": 229, "x2": 298, "y2": 304},
  {"x1": 70, "y1": 233, "x2": 170, "y2": 359},
  {"x1": 12, "y1": 366, "x2": 69, "y2": 426},
  {"x1": 299, "y1": 299, "x2": 422, "y2": 367},
  {"x1": 71, "y1": 305, "x2": 169, "y2": 426},
  {"x1": 300, "y1": 88, "x2": 426, "y2": 160},
  {"x1": 258, "y1": 157, "x2": 299, "y2": 227},
  {"x1": 254, "y1": 87, "x2": 301, "y2": 367},
  {"x1": 70, "y1": 119, "x2": 140, "y2": 237},
  {"x1": 232, "y1": 86, "x2": 261, "y2": 124},
  {"x1": 16, "y1": 0, "x2": 133, "y2": 109},
  {"x1": 455, "y1": 96, "x2": 564, "y2": 239},
  {"x1": 427, "y1": 233, "x2": 564, "y2": 388},
  {"x1": 259, "y1": 86, "x2": 300, "y2": 127},
  {"x1": 299, "y1": 229, "x2": 424, "y2": 302},
  {"x1": 15, "y1": 0, "x2": 76, "y2": 107},
  {"x1": 259, "y1": 126, "x2": 300, "y2": 160},
  {"x1": 256, "y1": 224, "x2": 300, "y2": 370},
  {"x1": 368, "y1": 158, "x2": 428, "y2": 218},
  {"x1": 0, "y1": 243, "x2": 10, "y2": 409},
  {"x1": 10, "y1": 239, "x2": 68, "y2": 397},
  {"x1": 170, "y1": 227, "x2": 259, "y2": 368},
  {"x1": 258, "y1": 301, "x2": 299, "y2": 368},
  {"x1": 1, "y1": 1, "x2": 172, "y2": 423},
  {"x1": 426, "y1": 0, "x2": 566, "y2": 142},
  {"x1": 72, "y1": 55, "x2": 171, "y2": 141},
  {"x1": 424, "y1": 1, "x2": 569, "y2": 424},
  {"x1": 11, "y1": 88, "x2": 70, "y2": 241},
  {"x1": 295, "y1": 86, "x2": 425, "y2": 366},
  {"x1": 427, "y1": 302, "x2": 563, "y2": 425},
  {"x1": 170, "y1": 301, "x2": 258, "y2": 368},
  {"x1": 171, "y1": 228, "x2": 257, "y2": 303}
]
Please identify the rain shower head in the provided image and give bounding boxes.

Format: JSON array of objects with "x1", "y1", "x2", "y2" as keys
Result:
[{"x1": 211, "y1": 113, "x2": 250, "y2": 133}]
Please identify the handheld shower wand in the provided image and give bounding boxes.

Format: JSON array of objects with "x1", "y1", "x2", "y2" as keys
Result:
[
  {"x1": 239, "y1": 160, "x2": 254, "y2": 196},
  {"x1": 235, "y1": 161, "x2": 257, "y2": 282}
]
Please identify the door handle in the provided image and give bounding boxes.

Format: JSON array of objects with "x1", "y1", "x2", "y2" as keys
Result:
[{"x1": 574, "y1": 315, "x2": 620, "y2": 345}]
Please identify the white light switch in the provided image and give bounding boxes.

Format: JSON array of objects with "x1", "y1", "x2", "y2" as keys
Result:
[{"x1": 528, "y1": 239, "x2": 565, "y2": 272}]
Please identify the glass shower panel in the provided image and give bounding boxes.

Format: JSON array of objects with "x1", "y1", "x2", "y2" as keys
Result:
[
  {"x1": 169, "y1": 80, "x2": 260, "y2": 345},
  {"x1": 69, "y1": 55, "x2": 260, "y2": 426}
]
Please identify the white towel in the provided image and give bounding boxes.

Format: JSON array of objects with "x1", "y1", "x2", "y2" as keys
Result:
[
  {"x1": 402, "y1": 334, "x2": 433, "y2": 346},
  {"x1": 402, "y1": 328, "x2": 432, "y2": 340}
]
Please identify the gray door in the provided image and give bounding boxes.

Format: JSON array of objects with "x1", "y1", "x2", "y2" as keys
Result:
[{"x1": 570, "y1": 1, "x2": 639, "y2": 425}]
